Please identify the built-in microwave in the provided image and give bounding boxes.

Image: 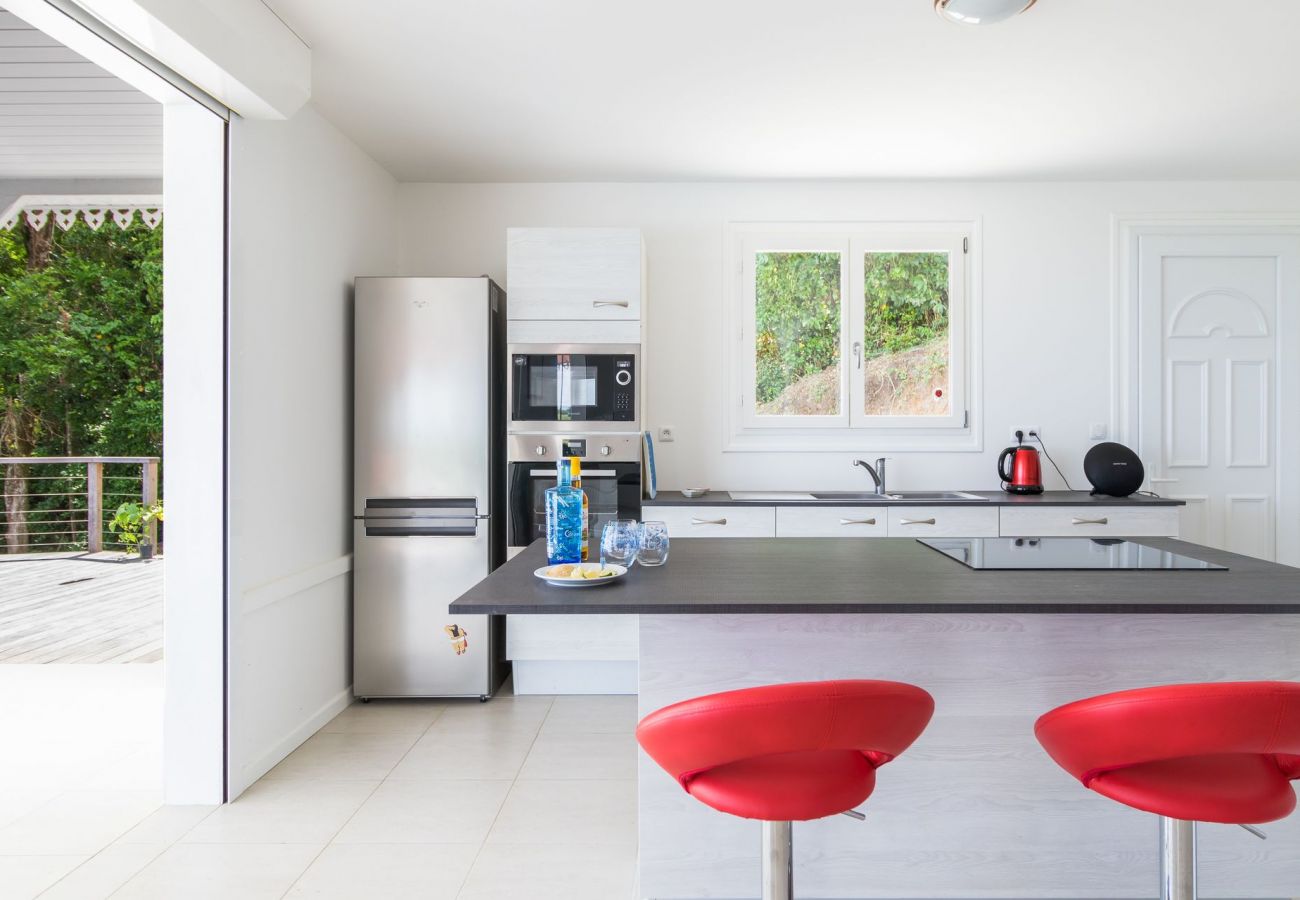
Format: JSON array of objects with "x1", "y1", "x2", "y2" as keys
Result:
[
  {"x1": 506, "y1": 434, "x2": 642, "y2": 550},
  {"x1": 508, "y1": 343, "x2": 638, "y2": 432}
]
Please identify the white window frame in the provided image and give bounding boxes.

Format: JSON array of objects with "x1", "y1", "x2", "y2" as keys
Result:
[{"x1": 724, "y1": 221, "x2": 982, "y2": 453}]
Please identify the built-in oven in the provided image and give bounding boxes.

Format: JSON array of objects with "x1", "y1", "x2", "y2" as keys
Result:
[
  {"x1": 508, "y1": 343, "x2": 638, "y2": 432},
  {"x1": 507, "y1": 434, "x2": 642, "y2": 550}
]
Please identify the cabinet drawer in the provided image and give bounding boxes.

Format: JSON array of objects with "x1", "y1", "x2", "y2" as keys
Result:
[
  {"x1": 506, "y1": 227, "x2": 642, "y2": 321},
  {"x1": 887, "y1": 506, "x2": 999, "y2": 537},
  {"x1": 999, "y1": 506, "x2": 1180, "y2": 538},
  {"x1": 776, "y1": 506, "x2": 887, "y2": 538},
  {"x1": 650, "y1": 505, "x2": 776, "y2": 538}
]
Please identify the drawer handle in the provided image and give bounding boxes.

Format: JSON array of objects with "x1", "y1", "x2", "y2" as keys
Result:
[
  {"x1": 593, "y1": 299, "x2": 630, "y2": 308},
  {"x1": 840, "y1": 517, "x2": 877, "y2": 525},
  {"x1": 691, "y1": 517, "x2": 727, "y2": 526},
  {"x1": 899, "y1": 517, "x2": 936, "y2": 526},
  {"x1": 1072, "y1": 517, "x2": 1109, "y2": 526}
]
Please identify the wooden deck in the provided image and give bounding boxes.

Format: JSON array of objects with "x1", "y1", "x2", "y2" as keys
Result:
[{"x1": 0, "y1": 552, "x2": 163, "y2": 663}]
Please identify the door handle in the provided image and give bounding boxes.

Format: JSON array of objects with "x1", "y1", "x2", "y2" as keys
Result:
[
  {"x1": 593, "y1": 299, "x2": 630, "y2": 308},
  {"x1": 1071, "y1": 517, "x2": 1109, "y2": 525},
  {"x1": 691, "y1": 517, "x2": 727, "y2": 526},
  {"x1": 899, "y1": 517, "x2": 936, "y2": 526},
  {"x1": 840, "y1": 517, "x2": 877, "y2": 525}
]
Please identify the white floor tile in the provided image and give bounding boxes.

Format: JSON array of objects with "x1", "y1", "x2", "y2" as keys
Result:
[
  {"x1": 36, "y1": 843, "x2": 166, "y2": 900},
  {"x1": 115, "y1": 805, "x2": 216, "y2": 846},
  {"x1": 283, "y1": 842, "x2": 476, "y2": 899},
  {"x1": 0, "y1": 790, "x2": 160, "y2": 856},
  {"x1": 519, "y1": 731, "x2": 637, "y2": 781},
  {"x1": 181, "y1": 779, "x2": 377, "y2": 845},
  {"x1": 0, "y1": 856, "x2": 85, "y2": 900},
  {"x1": 388, "y1": 729, "x2": 537, "y2": 781},
  {"x1": 320, "y1": 700, "x2": 447, "y2": 736},
  {"x1": 425, "y1": 697, "x2": 553, "y2": 738},
  {"x1": 457, "y1": 842, "x2": 636, "y2": 900},
  {"x1": 262, "y1": 732, "x2": 418, "y2": 782},
  {"x1": 486, "y1": 780, "x2": 636, "y2": 847},
  {"x1": 540, "y1": 695, "x2": 638, "y2": 735},
  {"x1": 0, "y1": 791, "x2": 58, "y2": 831},
  {"x1": 111, "y1": 843, "x2": 323, "y2": 900},
  {"x1": 334, "y1": 779, "x2": 512, "y2": 845}
]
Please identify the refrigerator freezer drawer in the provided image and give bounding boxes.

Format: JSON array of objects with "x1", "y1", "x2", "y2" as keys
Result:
[{"x1": 352, "y1": 520, "x2": 491, "y2": 698}]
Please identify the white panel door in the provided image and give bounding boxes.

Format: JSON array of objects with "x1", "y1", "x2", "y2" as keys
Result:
[{"x1": 1137, "y1": 234, "x2": 1300, "y2": 561}]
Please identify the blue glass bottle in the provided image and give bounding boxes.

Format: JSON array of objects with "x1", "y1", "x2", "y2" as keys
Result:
[{"x1": 545, "y1": 459, "x2": 583, "y2": 565}]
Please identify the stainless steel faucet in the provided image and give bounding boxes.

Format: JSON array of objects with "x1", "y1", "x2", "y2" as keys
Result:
[{"x1": 852, "y1": 458, "x2": 888, "y2": 496}]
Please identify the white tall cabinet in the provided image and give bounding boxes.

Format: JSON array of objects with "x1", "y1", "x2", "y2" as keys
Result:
[{"x1": 506, "y1": 227, "x2": 645, "y2": 695}]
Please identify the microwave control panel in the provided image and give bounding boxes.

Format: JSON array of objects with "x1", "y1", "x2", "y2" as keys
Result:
[{"x1": 612, "y1": 355, "x2": 635, "y2": 421}]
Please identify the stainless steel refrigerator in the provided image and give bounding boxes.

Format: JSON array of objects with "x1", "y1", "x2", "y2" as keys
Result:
[{"x1": 353, "y1": 276, "x2": 507, "y2": 700}]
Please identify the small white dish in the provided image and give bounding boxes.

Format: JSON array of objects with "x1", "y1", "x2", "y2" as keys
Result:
[
  {"x1": 681, "y1": 488, "x2": 710, "y2": 498},
  {"x1": 534, "y1": 563, "x2": 629, "y2": 587}
]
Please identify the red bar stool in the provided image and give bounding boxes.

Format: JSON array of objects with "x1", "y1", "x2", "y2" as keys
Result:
[
  {"x1": 1035, "y1": 681, "x2": 1300, "y2": 900},
  {"x1": 636, "y1": 679, "x2": 934, "y2": 900}
]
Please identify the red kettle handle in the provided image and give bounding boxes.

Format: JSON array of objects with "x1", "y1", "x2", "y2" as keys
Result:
[{"x1": 998, "y1": 446, "x2": 1016, "y2": 482}]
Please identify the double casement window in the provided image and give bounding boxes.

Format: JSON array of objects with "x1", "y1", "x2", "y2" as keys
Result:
[{"x1": 726, "y1": 223, "x2": 977, "y2": 451}]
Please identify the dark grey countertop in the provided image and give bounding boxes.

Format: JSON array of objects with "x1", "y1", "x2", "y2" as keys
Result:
[
  {"x1": 644, "y1": 490, "x2": 1184, "y2": 507},
  {"x1": 450, "y1": 538, "x2": 1300, "y2": 615}
]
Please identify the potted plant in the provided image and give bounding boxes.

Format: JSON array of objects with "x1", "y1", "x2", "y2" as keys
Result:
[{"x1": 109, "y1": 500, "x2": 164, "y2": 559}]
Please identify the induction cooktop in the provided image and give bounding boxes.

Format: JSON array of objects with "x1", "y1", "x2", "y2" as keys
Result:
[{"x1": 918, "y1": 538, "x2": 1228, "y2": 571}]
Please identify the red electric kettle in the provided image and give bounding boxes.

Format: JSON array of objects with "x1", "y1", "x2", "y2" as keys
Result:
[{"x1": 998, "y1": 442, "x2": 1044, "y2": 495}]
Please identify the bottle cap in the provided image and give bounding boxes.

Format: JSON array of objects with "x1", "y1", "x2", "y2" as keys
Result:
[{"x1": 570, "y1": 456, "x2": 581, "y2": 477}]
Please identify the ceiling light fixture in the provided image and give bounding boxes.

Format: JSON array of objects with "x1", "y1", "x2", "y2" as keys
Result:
[{"x1": 934, "y1": 0, "x2": 1037, "y2": 25}]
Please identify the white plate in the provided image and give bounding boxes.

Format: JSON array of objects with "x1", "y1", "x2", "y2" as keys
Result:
[{"x1": 534, "y1": 563, "x2": 629, "y2": 587}]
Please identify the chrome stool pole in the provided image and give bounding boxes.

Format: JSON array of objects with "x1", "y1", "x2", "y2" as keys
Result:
[
  {"x1": 761, "y1": 820, "x2": 793, "y2": 900},
  {"x1": 1159, "y1": 817, "x2": 1197, "y2": 900}
]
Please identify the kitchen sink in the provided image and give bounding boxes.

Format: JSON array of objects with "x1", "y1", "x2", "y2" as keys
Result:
[{"x1": 809, "y1": 490, "x2": 989, "y2": 502}]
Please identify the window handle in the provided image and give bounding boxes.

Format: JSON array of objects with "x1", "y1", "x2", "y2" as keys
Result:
[
  {"x1": 691, "y1": 517, "x2": 727, "y2": 526},
  {"x1": 899, "y1": 517, "x2": 936, "y2": 526},
  {"x1": 852, "y1": 341, "x2": 863, "y2": 370},
  {"x1": 593, "y1": 299, "x2": 629, "y2": 308}
]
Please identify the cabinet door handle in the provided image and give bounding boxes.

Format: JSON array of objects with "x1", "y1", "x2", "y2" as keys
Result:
[
  {"x1": 899, "y1": 517, "x2": 936, "y2": 526},
  {"x1": 593, "y1": 299, "x2": 630, "y2": 308},
  {"x1": 1072, "y1": 517, "x2": 1109, "y2": 526},
  {"x1": 840, "y1": 517, "x2": 877, "y2": 525},
  {"x1": 691, "y1": 517, "x2": 727, "y2": 526}
]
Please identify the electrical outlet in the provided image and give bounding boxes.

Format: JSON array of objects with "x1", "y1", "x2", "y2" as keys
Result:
[
  {"x1": 658, "y1": 426, "x2": 675, "y2": 443},
  {"x1": 1010, "y1": 426, "x2": 1041, "y2": 444}
]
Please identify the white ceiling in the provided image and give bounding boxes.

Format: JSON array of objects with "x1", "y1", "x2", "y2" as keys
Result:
[
  {"x1": 0, "y1": 7, "x2": 161, "y2": 180},
  {"x1": 265, "y1": 0, "x2": 1300, "y2": 183}
]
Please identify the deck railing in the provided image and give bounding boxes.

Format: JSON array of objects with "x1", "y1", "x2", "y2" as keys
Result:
[{"x1": 0, "y1": 456, "x2": 159, "y2": 554}]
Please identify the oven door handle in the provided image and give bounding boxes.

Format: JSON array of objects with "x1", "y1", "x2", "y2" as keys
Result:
[{"x1": 528, "y1": 469, "x2": 617, "y2": 478}]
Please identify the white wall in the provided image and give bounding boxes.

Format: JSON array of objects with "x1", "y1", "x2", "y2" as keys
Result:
[
  {"x1": 161, "y1": 103, "x2": 225, "y2": 804},
  {"x1": 226, "y1": 103, "x2": 398, "y2": 797},
  {"x1": 398, "y1": 181, "x2": 1300, "y2": 492}
]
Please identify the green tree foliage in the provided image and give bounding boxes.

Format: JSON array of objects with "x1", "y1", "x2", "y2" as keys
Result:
[
  {"x1": 755, "y1": 252, "x2": 841, "y2": 405},
  {"x1": 0, "y1": 219, "x2": 162, "y2": 550},
  {"x1": 754, "y1": 251, "x2": 949, "y2": 405},
  {"x1": 0, "y1": 219, "x2": 162, "y2": 456},
  {"x1": 863, "y1": 251, "x2": 949, "y2": 357}
]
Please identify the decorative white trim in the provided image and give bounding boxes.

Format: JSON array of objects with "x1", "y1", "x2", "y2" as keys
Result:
[
  {"x1": 241, "y1": 553, "x2": 353, "y2": 616},
  {"x1": 1, "y1": 195, "x2": 164, "y2": 233}
]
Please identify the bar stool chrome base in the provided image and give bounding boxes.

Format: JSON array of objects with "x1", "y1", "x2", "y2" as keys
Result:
[
  {"x1": 1160, "y1": 817, "x2": 1196, "y2": 900},
  {"x1": 761, "y1": 821, "x2": 792, "y2": 900}
]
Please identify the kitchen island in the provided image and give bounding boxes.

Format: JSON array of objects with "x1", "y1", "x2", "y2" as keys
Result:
[{"x1": 452, "y1": 538, "x2": 1300, "y2": 898}]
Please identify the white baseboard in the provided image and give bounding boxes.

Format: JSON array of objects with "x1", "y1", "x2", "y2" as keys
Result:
[
  {"x1": 512, "y1": 660, "x2": 637, "y2": 695},
  {"x1": 229, "y1": 685, "x2": 353, "y2": 799}
]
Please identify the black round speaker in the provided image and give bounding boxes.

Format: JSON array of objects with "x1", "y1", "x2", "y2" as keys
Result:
[{"x1": 1083, "y1": 442, "x2": 1145, "y2": 497}]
